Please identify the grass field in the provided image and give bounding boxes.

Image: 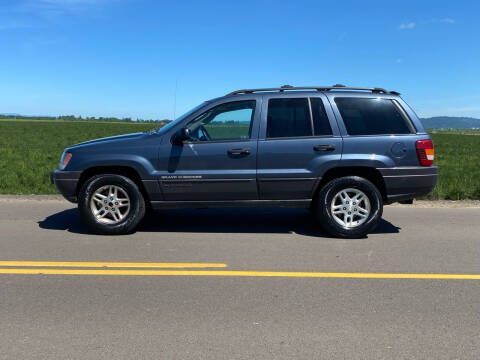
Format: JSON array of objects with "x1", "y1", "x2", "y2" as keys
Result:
[
  {"x1": 0, "y1": 120, "x2": 158, "y2": 194},
  {"x1": 428, "y1": 132, "x2": 480, "y2": 199},
  {"x1": 0, "y1": 119, "x2": 479, "y2": 199}
]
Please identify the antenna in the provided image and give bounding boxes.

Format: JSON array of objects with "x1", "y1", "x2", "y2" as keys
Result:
[{"x1": 173, "y1": 78, "x2": 178, "y2": 120}]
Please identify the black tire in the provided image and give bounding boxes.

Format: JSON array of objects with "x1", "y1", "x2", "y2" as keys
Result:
[
  {"x1": 78, "y1": 174, "x2": 146, "y2": 235},
  {"x1": 314, "y1": 176, "x2": 383, "y2": 238}
]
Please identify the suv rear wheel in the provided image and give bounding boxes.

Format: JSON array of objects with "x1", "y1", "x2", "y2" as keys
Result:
[
  {"x1": 78, "y1": 174, "x2": 146, "y2": 235},
  {"x1": 315, "y1": 176, "x2": 383, "y2": 238}
]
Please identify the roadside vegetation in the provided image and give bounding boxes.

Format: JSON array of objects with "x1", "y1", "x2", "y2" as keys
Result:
[
  {"x1": 428, "y1": 131, "x2": 480, "y2": 200},
  {"x1": 0, "y1": 119, "x2": 479, "y2": 199},
  {"x1": 0, "y1": 119, "x2": 158, "y2": 194}
]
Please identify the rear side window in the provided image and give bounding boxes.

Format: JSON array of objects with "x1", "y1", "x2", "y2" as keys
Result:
[
  {"x1": 267, "y1": 98, "x2": 311, "y2": 138},
  {"x1": 266, "y1": 98, "x2": 332, "y2": 138},
  {"x1": 310, "y1": 98, "x2": 333, "y2": 136},
  {"x1": 335, "y1": 98, "x2": 415, "y2": 135}
]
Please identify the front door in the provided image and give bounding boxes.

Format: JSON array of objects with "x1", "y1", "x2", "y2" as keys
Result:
[
  {"x1": 257, "y1": 94, "x2": 343, "y2": 200},
  {"x1": 158, "y1": 99, "x2": 259, "y2": 201}
]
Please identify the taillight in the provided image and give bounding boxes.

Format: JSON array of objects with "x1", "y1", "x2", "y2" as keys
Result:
[{"x1": 415, "y1": 139, "x2": 434, "y2": 166}]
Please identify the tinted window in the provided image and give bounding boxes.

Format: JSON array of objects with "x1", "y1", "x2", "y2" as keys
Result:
[
  {"x1": 267, "y1": 98, "x2": 312, "y2": 138},
  {"x1": 187, "y1": 100, "x2": 255, "y2": 141},
  {"x1": 335, "y1": 98, "x2": 414, "y2": 135},
  {"x1": 310, "y1": 98, "x2": 332, "y2": 136}
]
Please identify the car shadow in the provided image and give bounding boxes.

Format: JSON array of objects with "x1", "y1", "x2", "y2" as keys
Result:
[{"x1": 38, "y1": 207, "x2": 401, "y2": 238}]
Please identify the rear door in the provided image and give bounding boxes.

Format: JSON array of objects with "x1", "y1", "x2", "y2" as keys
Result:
[{"x1": 257, "y1": 93, "x2": 343, "y2": 200}]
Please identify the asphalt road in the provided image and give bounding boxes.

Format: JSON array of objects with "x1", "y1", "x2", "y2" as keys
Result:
[{"x1": 0, "y1": 198, "x2": 479, "y2": 359}]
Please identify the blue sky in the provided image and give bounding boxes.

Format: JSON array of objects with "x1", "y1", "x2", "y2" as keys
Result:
[{"x1": 0, "y1": 0, "x2": 479, "y2": 119}]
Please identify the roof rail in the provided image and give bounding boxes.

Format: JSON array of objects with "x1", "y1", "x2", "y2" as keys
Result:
[{"x1": 226, "y1": 84, "x2": 400, "y2": 96}]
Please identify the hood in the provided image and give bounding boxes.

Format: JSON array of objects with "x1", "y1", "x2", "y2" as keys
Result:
[{"x1": 69, "y1": 132, "x2": 145, "y2": 149}]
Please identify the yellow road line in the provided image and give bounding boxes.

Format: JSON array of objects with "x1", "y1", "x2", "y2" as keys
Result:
[
  {"x1": 0, "y1": 268, "x2": 480, "y2": 279},
  {"x1": 0, "y1": 261, "x2": 227, "y2": 269}
]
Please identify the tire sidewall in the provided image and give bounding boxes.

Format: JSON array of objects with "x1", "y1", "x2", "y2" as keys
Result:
[
  {"x1": 317, "y1": 176, "x2": 383, "y2": 238},
  {"x1": 78, "y1": 174, "x2": 145, "y2": 235}
]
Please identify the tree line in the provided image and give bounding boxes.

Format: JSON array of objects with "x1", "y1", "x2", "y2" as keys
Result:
[{"x1": 0, "y1": 114, "x2": 172, "y2": 124}]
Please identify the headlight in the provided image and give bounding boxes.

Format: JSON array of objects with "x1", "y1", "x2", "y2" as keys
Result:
[{"x1": 59, "y1": 151, "x2": 72, "y2": 170}]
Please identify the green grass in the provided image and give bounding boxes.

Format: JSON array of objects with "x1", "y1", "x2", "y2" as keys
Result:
[
  {"x1": 0, "y1": 119, "x2": 158, "y2": 194},
  {"x1": 205, "y1": 124, "x2": 250, "y2": 139},
  {"x1": 0, "y1": 119, "x2": 479, "y2": 199},
  {"x1": 426, "y1": 131, "x2": 480, "y2": 200}
]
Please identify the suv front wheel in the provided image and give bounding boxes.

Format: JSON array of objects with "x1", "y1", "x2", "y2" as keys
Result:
[
  {"x1": 78, "y1": 174, "x2": 146, "y2": 235},
  {"x1": 315, "y1": 176, "x2": 383, "y2": 238}
]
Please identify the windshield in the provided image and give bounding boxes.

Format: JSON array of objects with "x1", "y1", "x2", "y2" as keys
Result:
[{"x1": 153, "y1": 102, "x2": 207, "y2": 134}]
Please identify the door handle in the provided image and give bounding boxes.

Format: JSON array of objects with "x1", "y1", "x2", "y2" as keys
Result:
[
  {"x1": 313, "y1": 144, "x2": 336, "y2": 151},
  {"x1": 227, "y1": 148, "x2": 251, "y2": 155}
]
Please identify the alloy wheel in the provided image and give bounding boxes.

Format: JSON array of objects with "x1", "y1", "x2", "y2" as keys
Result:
[
  {"x1": 331, "y1": 188, "x2": 371, "y2": 228},
  {"x1": 89, "y1": 185, "x2": 131, "y2": 224}
]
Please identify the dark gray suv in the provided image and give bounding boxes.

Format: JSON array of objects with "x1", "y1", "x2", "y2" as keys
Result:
[{"x1": 51, "y1": 85, "x2": 437, "y2": 238}]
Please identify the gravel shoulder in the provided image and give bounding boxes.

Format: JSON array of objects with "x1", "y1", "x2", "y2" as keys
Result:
[
  {"x1": 0, "y1": 194, "x2": 66, "y2": 201},
  {"x1": 389, "y1": 200, "x2": 480, "y2": 208}
]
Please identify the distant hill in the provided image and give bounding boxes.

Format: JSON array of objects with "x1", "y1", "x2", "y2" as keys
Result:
[{"x1": 420, "y1": 116, "x2": 480, "y2": 129}]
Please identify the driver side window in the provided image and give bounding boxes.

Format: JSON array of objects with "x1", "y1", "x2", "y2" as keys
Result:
[{"x1": 186, "y1": 100, "x2": 256, "y2": 142}]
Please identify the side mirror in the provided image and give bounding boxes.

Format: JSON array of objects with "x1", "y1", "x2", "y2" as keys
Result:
[{"x1": 171, "y1": 127, "x2": 191, "y2": 145}]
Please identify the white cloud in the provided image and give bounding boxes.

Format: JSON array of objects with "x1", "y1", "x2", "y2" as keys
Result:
[
  {"x1": 36, "y1": 0, "x2": 103, "y2": 5},
  {"x1": 20, "y1": 0, "x2": 107, "y2": 13},
  {"x1": 0, "y1": 0, "x2": 111, "y2": 31},
  {"x1": 14, "y1": 0, "x2": 110, "y2": 21},
  {"x1": 396, "y1": 58, "x2": 403, "y2": 63},
  {"x1": 398, "y1": 18, "x2": 454, "y2": 31},
  {"x1": 439, "y1": 18, "x2": 455, "y2": 24},
  {"x1": 399, "y1": 22, "x2": 416, "y2": 30}
]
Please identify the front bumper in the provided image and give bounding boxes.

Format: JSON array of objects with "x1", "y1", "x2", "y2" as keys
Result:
[
  {"x1": 50, "y1": 170, "x2": 82, "y2": 203},
  {"x1": 378, "y1": 166, "x2": 438, "y2": 203}
]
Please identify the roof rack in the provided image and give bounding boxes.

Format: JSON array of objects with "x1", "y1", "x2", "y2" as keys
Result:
[{"x1": 226, "y1": 84, "x2": 400, "y2": 96}]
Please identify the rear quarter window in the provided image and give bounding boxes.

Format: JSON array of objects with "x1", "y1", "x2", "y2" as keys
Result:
[{"x1": 335, "y1": 97, "x2": 415, "y2": 135}]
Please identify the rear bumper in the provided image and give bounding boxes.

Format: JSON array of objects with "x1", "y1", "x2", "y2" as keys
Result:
[
  {"x1": 378, "y1": 166, "x2": 438, "y2": 204},
  {"x1": 50, "y1": 170, "x2": 82, "y2": 203}
]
